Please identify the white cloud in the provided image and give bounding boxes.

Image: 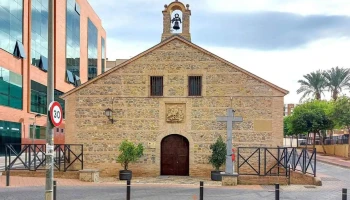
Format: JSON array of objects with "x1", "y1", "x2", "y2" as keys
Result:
[
  {"x1": 106, "y1": 38, "x2": 155, "y2": 60},
  {"x1": 205, "y1": 0, "x2": 350, "y2": 16},
  {"x1": 201, "y1": 37, "x2": 350, "y2": 103},
  {"x1": 92, "y1": 0, "x2": 350, "y2": 103},
  {"x1": 107, "y1": 37, "x2": 350, "y2": 104}
]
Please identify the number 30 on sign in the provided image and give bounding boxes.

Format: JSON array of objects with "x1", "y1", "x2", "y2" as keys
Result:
[{"x1": 48, "y1": 101, "x2": 63, "y2": 127}]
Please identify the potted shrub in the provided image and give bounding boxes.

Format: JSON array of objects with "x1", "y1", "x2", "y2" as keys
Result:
[
  {"x1": 117, "y1": 140, "x2": 144, "y2": 180},
  {"x1": 208, "y1": 136, "x2": 226, "y2": 181}
]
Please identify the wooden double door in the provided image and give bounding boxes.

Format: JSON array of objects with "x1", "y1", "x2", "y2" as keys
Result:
[{"x1": 161, "y1": 134, "x2": 189, "y2": 176}]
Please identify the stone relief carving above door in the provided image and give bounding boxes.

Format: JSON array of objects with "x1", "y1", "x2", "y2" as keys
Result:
[{"x1": 166, "y1": 104, "x2": 186, "y2": 123}]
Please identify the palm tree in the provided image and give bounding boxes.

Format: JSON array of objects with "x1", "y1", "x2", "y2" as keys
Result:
[
  {"x1": 323, "y1": 67, "x2": 350, "y2": 101},
  {"x1": 297, "y1": 70, "x2": 326, "y2": 102}
]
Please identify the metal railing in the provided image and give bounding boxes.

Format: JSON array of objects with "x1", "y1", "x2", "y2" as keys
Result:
[
  {"x1": 237, "y1": 147, "x2": 316, "y2": 177},
  {"x1": 3, "y1": 144, "x2": 83, "y2": 172}
]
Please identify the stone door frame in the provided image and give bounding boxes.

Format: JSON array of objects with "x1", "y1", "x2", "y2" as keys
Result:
[{"x1": 156, "y1": 133, "x2": 194, "y2": 176}]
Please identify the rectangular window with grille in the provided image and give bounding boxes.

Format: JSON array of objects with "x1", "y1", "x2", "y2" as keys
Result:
[
  {"x1": 150, "y1": 76, "x2": 163, "y2": 96},
  {"x1": 188, "y1": 76, "x2": 202, "y2": 96}
]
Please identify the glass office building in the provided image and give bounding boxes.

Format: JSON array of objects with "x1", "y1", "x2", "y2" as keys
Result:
[{"x1": 0, "y1": 0, "x2": 106, "y2": 149}]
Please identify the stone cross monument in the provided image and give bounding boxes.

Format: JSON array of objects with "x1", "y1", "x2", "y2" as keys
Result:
[{"x1": 216, "y1": 108, "x2": 243, "y2": 174}]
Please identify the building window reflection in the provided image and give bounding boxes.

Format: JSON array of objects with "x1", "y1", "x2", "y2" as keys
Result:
[
  {"x1": 31, "y1": 0, "x2": 48, "y2": 68},
  {"x1": 0, "y1": 67, "x2": 23, "y2": 109},
  {"x1": 66, "y1": 0, "x2": 80, "y2": 82},
  {"x1": 30, "y1": 80, "x2": 65, "y2": 117},
  {"x1": 88, "y1": 18, "x2": 98, "y2": 80},
  {"x1": 0, "y1": 0, "x2": 23, "y2": 55},
  {"x1": 101, "y1": 37, "x2": 106, "y2": 73}
]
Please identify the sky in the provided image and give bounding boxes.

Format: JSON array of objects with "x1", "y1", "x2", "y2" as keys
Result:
[{"x1": 88, "y1": 0, "x2": 350, "y2": 104}]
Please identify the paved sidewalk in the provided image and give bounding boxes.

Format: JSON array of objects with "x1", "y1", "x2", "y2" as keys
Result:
[
  {"x1": 0, "y1": 175, "x2": 263, "y2": 190},
  {"x1": 0, "y1": 176, "x2": 94, "y2": 187},
  {"x1": 316, "y1": 153, "x2": 350, "y2": 168}
]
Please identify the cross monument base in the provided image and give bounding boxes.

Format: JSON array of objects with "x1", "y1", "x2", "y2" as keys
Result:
[{"x1": 221, "y1": 173, "x2": 239, "y2": 186}]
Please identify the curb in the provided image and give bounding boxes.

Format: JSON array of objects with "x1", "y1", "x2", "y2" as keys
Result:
[{"x1": 317, "y1": 159, "x2": 350, "y2": 169}]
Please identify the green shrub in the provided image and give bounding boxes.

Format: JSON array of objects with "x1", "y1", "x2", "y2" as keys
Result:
[
  {"x1": 117, "y1": 140, "x2": 144, "y2": 170},
  {"x1": 208, "y1": 136, "x2": 226, "y2": 171}
]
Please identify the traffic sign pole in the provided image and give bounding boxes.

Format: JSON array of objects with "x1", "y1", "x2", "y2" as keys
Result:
[{"x1": 45, "y1": 0, "x2": 55, "y2": 199}]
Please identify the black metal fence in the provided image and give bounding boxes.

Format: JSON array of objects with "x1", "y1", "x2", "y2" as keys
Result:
[
  {"x1": 237, "y1": 147, "x2": 316, "y2": 177},
  {"x1": 3, "y1": 144, "x2": 83, "y2": 171}
]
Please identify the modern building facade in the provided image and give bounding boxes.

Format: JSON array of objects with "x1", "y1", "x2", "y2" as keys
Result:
[
  {"x1": 283, "y1": 104, "x2": 298, "y2": 116},
  {"x1": 0, "y1": 0, "x2": 106, "y2": 154},
  {"x1": 106, "y1": 59, "x2": 128, "y2": 71}
]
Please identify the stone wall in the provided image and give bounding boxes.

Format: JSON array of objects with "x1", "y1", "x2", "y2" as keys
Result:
[
  {"x1": 238, "y1": 171, "x2": 320, "y2": 185},
  {"x1": 65, "y1": 38, "x2": 285, "y2": 177},
  {"x1": 8, "y1": 171, "x2": 79, "y2": 179}
]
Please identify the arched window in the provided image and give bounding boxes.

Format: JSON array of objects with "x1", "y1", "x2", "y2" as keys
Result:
[{"x1": 170, "y1": 10, "x2": 183, "y2": 34}]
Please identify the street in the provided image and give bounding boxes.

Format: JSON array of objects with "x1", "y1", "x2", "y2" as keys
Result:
[{"x1": 0, "y1": 162, "x2": 349, "y2": 200}]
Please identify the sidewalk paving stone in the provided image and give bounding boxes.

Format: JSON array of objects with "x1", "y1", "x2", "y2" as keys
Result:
[
  {"x1": 316, "y1": 153, "x2": 350, "y2": 169},
  {"x1": 0, "y1": 175, "x2": 263, "y2": 190}
]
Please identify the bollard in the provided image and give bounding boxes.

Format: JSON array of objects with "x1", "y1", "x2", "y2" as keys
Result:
[
  {"x1": 343, "y1": 188, "x2": 347, "y2": 200},
  {"x1": 53, "y1": 180, "x2": 57, "y2": 200},
  {"x1": 275, "y1": 183, "x2": 280, "y2": 200},
  {"x1": 127, "y1": 180, "x2": 131, "y2": 200},
  {"x1": 200, "y1": 181, "x2": 204, "y2": 200}
]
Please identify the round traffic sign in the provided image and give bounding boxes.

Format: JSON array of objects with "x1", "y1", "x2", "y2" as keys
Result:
[{"x1": 48, "y1": 101, "x2": 63, "y2": 127}]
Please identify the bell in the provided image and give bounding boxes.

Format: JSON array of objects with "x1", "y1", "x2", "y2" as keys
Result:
[{"x1": 173, "y1": 21, "x2": 180, "y2": 30}]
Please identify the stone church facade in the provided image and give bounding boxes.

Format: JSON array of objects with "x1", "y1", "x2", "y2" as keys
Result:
[{"x1": 62, "y1": 0, "x2": 288, "y2": 177}]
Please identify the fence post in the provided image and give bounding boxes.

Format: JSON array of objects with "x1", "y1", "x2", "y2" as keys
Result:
[
  {"x1": 343, "y1": 188, "x2": 347, "y2": 200},
  {"x1": 237, "y1": 148, "x2": 240, "y2": 174},
  {"x1": 258, "y1": 148, "x2": 261, "y2": 175},
  {"x1": 288, "y1": 164, "x2": 291, "y2": 185},
  {"x1": 33, "y1": 144, "x2": 36, "y2": 171},
  {"x1": 264, "y1": 148, "x2": 267, "y2": 175},
  {"x1": 81, "y1": 145, "x2": 84, "y2": 170},
  {"x1": 29, "y1": 144, "x2": 32, "y2": 170},
  {"x1": 200, "y1": 181, "x2": 204, "y2": 200},
  {"x1": 58, "y1": 145, "x2": 61, "y2": 171},
  {"x1": 284, "y1": 148, "x2": 287, "y2": 177},
  {"x1": 275, "y1": 183, "x2": 280, "y2": 200},
  {"x1": 63, "y1": 145, "x2": 67, "y2": 171},
  {"x1": 53, "y1": 180, "x2": 57, "y2": 200},
  {"x1": 292, "y1": 148, "x2": 295, "y2": 171},
  {"x1": 126, "y1": 180, "x2": 131, "y2": 200},
  {"x1": 314, "y1": 148, "x2": 317, "y2": 177},
  {"x1": 5, "y1": 145, "x2": 9, "y2": 186},
  {"x1": 25, "y1": 145, "x2": 27, "y2": 168},
  {"x1": 303, "y1": 148, "x2": 307, "y2": 174}
]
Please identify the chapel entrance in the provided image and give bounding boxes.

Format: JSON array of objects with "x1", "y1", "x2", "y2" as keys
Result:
[{"x1": 161, "y1": 134, "x2": 189, "y2": 176}]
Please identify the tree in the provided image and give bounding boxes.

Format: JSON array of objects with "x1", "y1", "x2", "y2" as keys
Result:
[
  {"x1": 289, "y1": 100, "x2": 334, "y2": 152},
  {"x1": 284, "y1": 116, "x2": 295, "y2": 147},
  {"x1": 323, "y1": 67, "x2": 350, "y2": 101},
  {"x1": 283, "y1": 116, "x2": 294, "y2": 137},
  {"x1": 331, "y1": 96, "x2": 350, "y2": 145},
  {"x1": 297, "y1": 70, "x2": 326, "y2": 102},
  {"x1": 117, "y1": 140, "x2": 144, "y2": 170},
  {"x1": 208, "y1": 136, "x2": 226, "y2": 171}
]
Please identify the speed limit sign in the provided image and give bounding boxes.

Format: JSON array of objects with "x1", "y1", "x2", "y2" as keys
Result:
[{"x1": 48, "y1": 101, "x2": 63, "y2": 127}]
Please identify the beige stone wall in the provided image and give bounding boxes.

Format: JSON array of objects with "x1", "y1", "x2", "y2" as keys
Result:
[{"x1": 65, "y1": 39, "x2": 285, "y2": 177}]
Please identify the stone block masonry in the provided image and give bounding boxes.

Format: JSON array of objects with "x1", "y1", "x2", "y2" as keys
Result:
[
  {"x1": 79, "y1": 169, "x2": 100, "y2": 182},
  {"x1": 64, "y1": 37, "x2": 287, "y2": 178}
]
